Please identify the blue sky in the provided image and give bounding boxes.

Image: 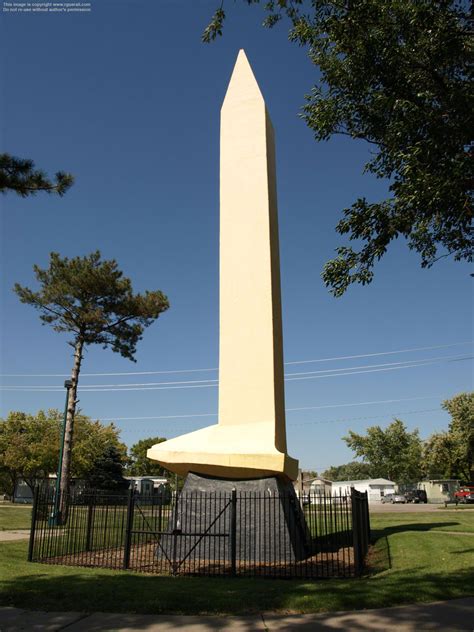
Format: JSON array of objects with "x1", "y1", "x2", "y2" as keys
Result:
[{"x1": 1, "y1": 0, "x2": 472, "y2": 473}]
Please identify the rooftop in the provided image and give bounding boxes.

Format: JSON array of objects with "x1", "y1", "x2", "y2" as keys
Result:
[{"x1": 332, "y1": 478, "x2": 395, "y2": 486}]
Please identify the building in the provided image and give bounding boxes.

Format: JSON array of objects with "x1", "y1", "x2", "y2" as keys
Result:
[
  {"x1": 12, "y1": 476, "x2": 83, "y2": 503},
  {"x1": 294, "y1": 473, "x2": 325, "y2": 494},
  {"x1": 12, "y1": 478, "x2": 37, "y2": 503},
  {"x1": 309, "y1": 477, "x2": 333, "y2": 496},
  {"x1": 417, "y1": 479, "x2": 460, "y2": 503},
  {"x1": 12, "y1": 476, "x2": 169, "y2": 503},
  {"x1": 125, "y1": 476, "x2": 169, "y2": 494},
  {"x1": 331, "y1": 478, "x2": 396, "y2": 503}
]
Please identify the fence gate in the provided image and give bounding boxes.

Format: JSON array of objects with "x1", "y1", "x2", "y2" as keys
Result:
[{"x1": 127, "y1": 490, "x2": 237, "y2": 576}]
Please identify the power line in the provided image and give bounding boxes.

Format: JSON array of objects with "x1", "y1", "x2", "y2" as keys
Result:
[
  {"x1": 2, "y1": 379, "x2": 218, "y2": 390},
  {"x1": 285, "y1": 354, "x2": 470, "y2": 377},
  {"x1": 0, "y1": 383, "x2": 217, "y2": 392},
  {"x1": 285, "y1": 341, "x2": 472, "y2": 365},
  {"x1": 116, "y1": 407, "x2": 442, "y2": 432},
  {"x1": 1, "y1": 341, "x2": 471, "y2": 377},
  {"x1": 286, "y1": 356, "x2": 471, "y2": 383},
  {"x1": 286, "y1": 394, "x2": 448, "y2": 412},
  {"x1": 288, "y1": 408, "x2": 440, "y2": 426},
  {"x1": 3, "y1": 353, "x2": 466, "y2": 389},
  {"x1": 2, "y1": 354, "x2": 470, "y2": 391},
  {"x1": 105, "y1": 412, "x2": 219, "y2": 421},
  {"x1": 94, "y1": 394, "x2": 449, "y2": 422},
  {"x1": 0, "y1": 394, "x2": 447, "y2": 423}
]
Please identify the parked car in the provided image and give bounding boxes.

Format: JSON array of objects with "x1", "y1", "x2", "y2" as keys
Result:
[
  {"x1": 454, "y1": 486, "x2": 474, "y2": 504},
  {"x1": 381, "y1": 493, "x2": 405, "y2": 504},
  {"x1": 301, "y1": 493, "x2": 310, "y2": 506},
  {"x1": 391, "y1": 494, "x2": 406, "y2": 504},
  {"x1": 416, "y1": 490, "x2": 428, "y2": 504},
  {"x1": 404, "y1": 490, "x2": 428, "y2": 504}
]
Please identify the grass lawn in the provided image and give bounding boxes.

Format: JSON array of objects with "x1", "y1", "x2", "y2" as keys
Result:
[
  {"x1": 437, "y1": 505, "x2": 474, "y2": 510},
  {"x1": 0, "y1": 506, "x2": 31, "y2": 531},
  {"x1": 0, "y1": 509, "x2": 473, "y2": 615},
  {"x1": 370, "y1": 510, "x2": 474, "y2": 533}
]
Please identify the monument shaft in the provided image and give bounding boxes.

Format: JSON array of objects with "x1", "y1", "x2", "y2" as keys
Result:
[
  {"x1": 147, "y1": 50, "x2": 298, "y2": 481},
  {"x1": 219, "y1": 51, "x2": 286, "y2": 454}
]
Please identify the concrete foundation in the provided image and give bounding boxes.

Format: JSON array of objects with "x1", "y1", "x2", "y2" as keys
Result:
[{"x1": 157, "y1": 473, "x2": 310, "y2": 568}]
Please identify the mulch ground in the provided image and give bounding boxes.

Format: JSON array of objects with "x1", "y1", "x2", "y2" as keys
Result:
[{"x1": 39, "y1": 541, "x2": 355, "y2": 578}]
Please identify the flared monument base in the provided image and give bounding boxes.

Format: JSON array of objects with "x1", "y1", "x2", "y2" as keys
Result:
[
  {"x1": 156, "y1": 472, "x2": 310, "y2": 568},
  {"x1": 146, "y1": 422, "x2": 299, "y2": 481}
]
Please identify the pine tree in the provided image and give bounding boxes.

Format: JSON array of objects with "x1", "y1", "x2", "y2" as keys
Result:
[
  {"x1": 86, "y1": 445, "x2": 129, "y2": 493},
  {"x1": 0, "y1": 153, "x2": 73, "y2": 196},
  {"x1": 14, "y1": 251, "x2": 169, "y2": 520}
]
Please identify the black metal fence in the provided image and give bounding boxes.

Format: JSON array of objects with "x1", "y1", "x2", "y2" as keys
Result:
[{"x1": 28, "y1": 486, "x2": 370, "y2": 578}]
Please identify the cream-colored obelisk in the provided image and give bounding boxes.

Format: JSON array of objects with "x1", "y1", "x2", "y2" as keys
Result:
[{"x1": 147, "y1": 50, "x2": 298, "y2": 481}]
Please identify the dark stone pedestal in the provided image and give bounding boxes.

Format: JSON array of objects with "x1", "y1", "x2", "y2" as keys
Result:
[{"x1": 157, "y1": 472, "x2": 310, "y2": 570}]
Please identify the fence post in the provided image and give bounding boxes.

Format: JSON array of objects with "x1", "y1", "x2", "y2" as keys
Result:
[
  {"x1": 230, "y1": 488, "x2": 237, "y2": 576},
  {"x1": 123, "y1": 488, "x2": 135, "y2": 570},
  {"x1": 158, "y1": 498, "x2": 163, "y2": 532},
  {"x1": 171, "y1": 491, "x2": 180, "y2": 575},
  {"x1": 28, "y1": 486, "x2": 40, "y2": 562},
  {"x1": 351, "y1": 487, "x2": 361, "y2": 576},
  {"x1": 85, "y1": 492, "x2": 95, "y2": 552},
  {"x1": 363, "y1": 492, "x2": 369, "y2": 556},
  {"x1": 360, "y1": 492, "x2": 365, "y2": 558},
  {"x1": 365, "y1": 491, "x2": 371, "y2": 542}
]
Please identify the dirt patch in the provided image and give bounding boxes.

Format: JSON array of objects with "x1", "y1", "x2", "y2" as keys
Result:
[{"x1": 39, "y1": 541, "x2": 356, "y2": 578}]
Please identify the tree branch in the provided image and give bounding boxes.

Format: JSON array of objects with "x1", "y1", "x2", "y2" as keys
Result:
[
  {"x1": 27, "y1": 298, "x2": 81, "y2": 333},
  {"x1": 425, "y1": 250, "x2": 456, "y2": 266},
  {"x1": 103, "y1": 315, "x2": 137, "y2": 331}
]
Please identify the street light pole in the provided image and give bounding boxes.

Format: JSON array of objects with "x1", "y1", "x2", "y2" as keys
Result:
[{"x1": 49, "y1": 379, "x2": 72, "y2": 526}]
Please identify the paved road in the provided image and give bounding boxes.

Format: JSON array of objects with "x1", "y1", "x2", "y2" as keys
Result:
[
  {"x1": 370, "y1": 503, "x2": 474, "y2": 512},
  {"x1": 0, "y1": 599, "x2": 473, "y2": 631},
  {"x1": 0, "y1": 530, "x2": 30, "y2": 542}
]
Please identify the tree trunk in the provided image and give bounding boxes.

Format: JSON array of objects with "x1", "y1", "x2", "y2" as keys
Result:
[
  {"x1": 59, "y1": 337, "x2": 83, "y2": 522},
  {"x1": 7, "y1": 471, "x2": 18, "y2": 502},
  {"x1": 24, "y1": 477, "x2": 36, "y2": 495}
]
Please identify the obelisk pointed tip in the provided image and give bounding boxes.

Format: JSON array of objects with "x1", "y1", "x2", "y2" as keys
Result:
[{"x1": 222, "y1": 49, "x2": 264, "y2": 108}]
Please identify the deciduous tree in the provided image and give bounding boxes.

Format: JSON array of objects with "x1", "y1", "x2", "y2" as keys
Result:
[
  {"x1": 127, "y1": 437, "x2": 168, "y2": 477},
  {"x1": 71, "y1": 415, "x2": 128, "y2": 481},
  {"x1": 0, "y1": 411, "x2": 57, "y2": 500},
  {"x1": 14, "y1": 252, "x2": 169, "y2": 519},
  {"x1": 423, "y1": 392, "x2": 473, "y2": 481},
  {"x1": 0, "y1": 410, "x2": 126, "y2": 500},
  {"x1": 344, "y1": 419, "x2": 423, "y2": 484},
  {"x1": 321, "y1": 461, "x2": 372, "y2": 482},
  {"x1": 204, "y1": 1, "x2": 473, "y2": 295},
  {"x1": 422, "y1": 432, "x2": 455, "y2": 480}
]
